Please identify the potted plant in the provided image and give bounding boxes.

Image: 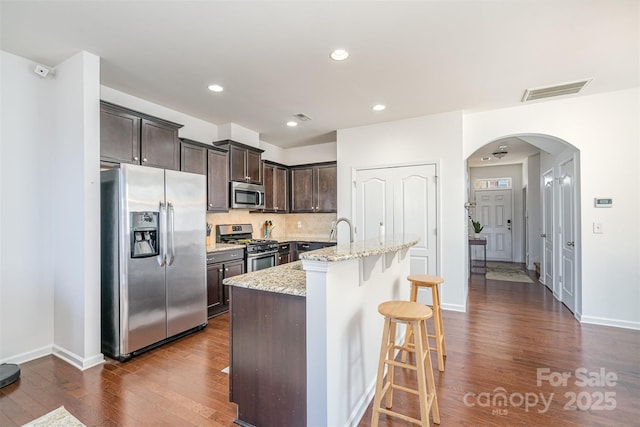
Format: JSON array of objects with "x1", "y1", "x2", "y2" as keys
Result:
[{"x1": 469, "y1": 216, "x2": 484, "y2": 238}]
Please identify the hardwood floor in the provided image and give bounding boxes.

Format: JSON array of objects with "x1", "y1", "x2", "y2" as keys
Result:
[
  {"x1": 0, "y1": 315, "x2": 237, "y2": 427},
  {"x1": 2, "y1": 269, "x2": 639, "y2": 426}
]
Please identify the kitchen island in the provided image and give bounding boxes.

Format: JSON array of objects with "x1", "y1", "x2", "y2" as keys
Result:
[{"x1": 224, "y1": 235, "x2": 418, "y2": 427}]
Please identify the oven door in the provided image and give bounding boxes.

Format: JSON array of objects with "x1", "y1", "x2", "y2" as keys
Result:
[{"x1": 246, "y1": 250, "x2": 277, "y2": 272}]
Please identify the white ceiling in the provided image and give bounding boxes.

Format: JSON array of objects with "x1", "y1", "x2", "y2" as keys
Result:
[{"x1": 1, "y1": 1, "x2": 638, "y2": 150}]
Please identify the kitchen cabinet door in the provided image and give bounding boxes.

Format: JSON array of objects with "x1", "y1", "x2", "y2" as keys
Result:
[
  {"x1": 207, "y1": 148, "x2": 229, "y2": 212},
  {"x1": 229, "y1": 145, "x2": 247, "y2": 182},
  {"x1": 315, "y1": 164, "x2": 337, "y2": 212},
  {"x1": 264, "y1": 162, "x2": 289, "y2": 212},
  {"x1": 207, "y1": 250, "x2": 245, "y2": 318},
  {"x1": 291, "y1": 167, "x2": 314, "y2": 212},
  {"x1": 100, "y1": 101, "x2": 183, "y2": 170},
  {"x1": 217, "y1": 140, "x2": 264, "y2": 184},
  {"x1": 263, "y1": 163, "x2": 275, "y2": 210},
  {"x1": 180, "y1": 141, "x2": 207, "y2": 175},
  {"x1": 100, "y1": 104, "x2": 141, "y2": 165},
  {"x1": 141, "y1": 119, "x2": 180, "y2": 171},
  {"x1": 274, "y1": 166, "x2": 288, "y2": 212},
  {"x1": 291, "y1": 163, "x2": 336, "y2": 213},
  {"x1": 223, "y1": 260, "x2": 245, "y2": 305},
  {"x1": 207, "y1": 262, "x2": 224, "y2": 318},
  {"x1": 246, "y1": 150, "x2": 262, "y2": 184}
]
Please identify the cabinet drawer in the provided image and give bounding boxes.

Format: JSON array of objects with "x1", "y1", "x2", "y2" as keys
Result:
[{"x1": 207, "y1": 249, "x2": 245, "y2": 264}]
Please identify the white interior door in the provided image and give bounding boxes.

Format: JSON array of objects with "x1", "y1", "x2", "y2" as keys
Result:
[
  {"x1": 354, "y1": 173, "x2": 393, "y2": 243},
  {"x1": 542, "y1": 170, "x2": 554, "y2": 290},
  {"x1": 354, "y1": 164, "x2": 437, "y2": 275},
  {"x1": 559, "y1": 158, "x2": 576, "y2": 313},
  {"x1": 474, "y1": 189, "x2": 513, "y2": 261}
]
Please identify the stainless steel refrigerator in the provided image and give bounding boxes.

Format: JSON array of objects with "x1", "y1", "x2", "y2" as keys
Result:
[{"x1": 101, "y1": 163, "x2": 207, "y2": 361}]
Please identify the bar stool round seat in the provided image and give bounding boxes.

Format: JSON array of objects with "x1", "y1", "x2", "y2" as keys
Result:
[
  {"x1": 406, "y1": 274, "x2": 447, "y2": 372},
  {"x1": 371, "y1": 300, "x2": 440, "y2": 427}
]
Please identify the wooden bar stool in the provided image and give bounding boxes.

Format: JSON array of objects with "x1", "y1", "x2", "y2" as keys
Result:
[
  {"x1": 405, "y1": 275, "x2": 446, "y2": 372},
  {"x1": 371, "y1": 301, "x2": 440, "y2": 427}
]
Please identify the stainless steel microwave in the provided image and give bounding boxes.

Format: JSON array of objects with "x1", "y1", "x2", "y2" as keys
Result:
[{"x1": 230, "y1": 181, "x2": 265, "y2": 209}]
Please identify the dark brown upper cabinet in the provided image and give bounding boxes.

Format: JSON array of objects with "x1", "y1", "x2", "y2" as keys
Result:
[
  {"x1": 214, "y1": 140, "x2": 263, "y2": 184},
  {"x1": 180, "y1": 139, "x2": 207, "y2": 175},
  {"x1": 263, "y1": 161, "x2": 289, "y2": 213},
  {"x1": 290, "y1": 162, "x2": 337, "y2": 213},
  {"x1": 207, "y1": 148, "x2": 229, "y2": 212},
  {"x1": 180, "y1": 138, "x2": 229, "y2": 212},
  {"x1": 100, "y1": 101, "x2": 182, "y2": 171}
]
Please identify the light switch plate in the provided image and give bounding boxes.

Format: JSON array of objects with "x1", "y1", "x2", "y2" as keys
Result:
[{"x1": 593, "y1": 222, "x2": 603, "y2": 234}]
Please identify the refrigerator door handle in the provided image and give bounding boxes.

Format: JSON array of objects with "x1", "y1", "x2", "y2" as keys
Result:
[
  {"x1": 167, "y1": 202, "x2": 175, "y2": 266},
  {"x1": 158, "y1": 201, "x2": 167, "y2": 267}
]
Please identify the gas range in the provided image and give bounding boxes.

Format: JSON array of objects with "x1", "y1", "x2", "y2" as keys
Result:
[{"x1": 216, "y1": 224, "x2": 279, "y2": 272}]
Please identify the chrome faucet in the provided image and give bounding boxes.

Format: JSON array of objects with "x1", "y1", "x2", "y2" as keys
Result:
[{"x1": 329, "y1": 217, "x2": 354, "y2": 243}]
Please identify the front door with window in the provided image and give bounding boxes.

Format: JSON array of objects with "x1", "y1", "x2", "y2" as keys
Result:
[{"x1": 474, "y1": 189, "x2": 513, "y2": 261}]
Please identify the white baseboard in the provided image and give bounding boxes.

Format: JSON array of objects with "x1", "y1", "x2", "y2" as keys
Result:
[
  {"x1": 345, "y1": 378, "x2": 377, "y2": 427},
  {"x1": 442, "y1": 302, "x2": 466, "y2": 312},
  {"x1": 0, "y1": 345, "x2": 52, "y2": 365},
  {"x1": 579, "y1": 315, "x2": 640, "y2": 331},
  {"x1": 53, "y1": 345, "x2": 105, "y2": 370}
]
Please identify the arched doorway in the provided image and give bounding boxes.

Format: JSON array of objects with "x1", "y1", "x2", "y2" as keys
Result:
[{"x1": 467, "y1": 134, "x2": 581, "y2": 316}]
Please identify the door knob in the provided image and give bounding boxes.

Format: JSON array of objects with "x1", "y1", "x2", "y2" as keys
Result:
[
  {"x1": 567, "y1": 241, "x2": 575, "y2": 247},
  {"x1": 540, "y1": 233, "x2": 546, "y2": 238}
]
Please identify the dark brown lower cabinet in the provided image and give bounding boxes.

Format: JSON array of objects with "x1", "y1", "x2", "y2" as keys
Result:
[
  {"x1": 206, "y1": 249, "x2": 244, "y2": 318},
  {"x1": 230, "y1": 286, "x2": 306, "y2": 427}
]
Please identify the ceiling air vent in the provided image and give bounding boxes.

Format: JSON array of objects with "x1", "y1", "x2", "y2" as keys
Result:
[
  {"x1": 293, "y1": 113, "x2": 312, "y2": 121},
  {"x1": 522, "y1": 79, "x2": 592, "y2": 102}
]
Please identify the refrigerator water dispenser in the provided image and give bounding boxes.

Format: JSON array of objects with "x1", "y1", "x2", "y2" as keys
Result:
[{"x1": 130, "y1": 211, "x2": 159, "y2": 258}]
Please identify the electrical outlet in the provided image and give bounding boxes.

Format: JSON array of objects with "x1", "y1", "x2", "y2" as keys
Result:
[
  {"x1": 297, "y1": 221, "x2": 302, "y2": 229},
  {"x1": 593, "y1": 222, "x2": 603, "y2": 234}
]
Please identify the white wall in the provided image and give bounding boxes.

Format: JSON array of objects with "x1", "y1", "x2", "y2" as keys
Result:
[
  {"x1": 464, "y1": 89, "x2": 640, "y2": 329},
  {"x1": 1, "y1": 51, "x2": 56, "y2": 363},
  {"x1": 337, "y1": 112, "x2": 467, "y2": 311},
  {"x1": 526, "y1": 153, "x2": 542, "y2": 270},
  {"x1": 282, "y1": 141, "x2": 337, "y2": 165},
  {"x1": 51, "y1": 51, "x2": 103, "y2": 369}
]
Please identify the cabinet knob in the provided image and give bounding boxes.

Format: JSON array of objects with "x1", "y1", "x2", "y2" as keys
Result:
[
  {"x1": 225, "y1": 268, "x2": 229, "y2": 272},
  {"x1": 219, "y1": 269, "x2": 223, "y2": 272},
  {"x1": 133, "y1": 156, "x2": 139, "y2": 161},
  {"x1": 143, "y1": 158, "x2": 147, "y2": 163},
  {"x1": 209, "y1": 203, "x2": 213, "y2": 207}
]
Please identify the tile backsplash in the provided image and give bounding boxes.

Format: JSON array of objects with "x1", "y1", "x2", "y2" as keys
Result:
[{"x1": 207, "y1": 210, "x2": 336, "y2": 241}]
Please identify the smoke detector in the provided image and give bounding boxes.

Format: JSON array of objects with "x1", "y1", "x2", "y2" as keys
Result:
[{"x1": 522, "y1": 79, "x2": 592, "y2": 102}]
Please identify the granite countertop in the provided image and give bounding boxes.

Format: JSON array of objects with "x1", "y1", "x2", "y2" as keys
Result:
[
  {"x1": 223, "y1": 261, "x2": 307, "y2": 296},
  {"x1": 299, "y1": 234, "x2": 419, "y2": 262},
  {"x1": 206, "y1": 242, "x2": 245, "y2": 253},
  {"x1": 223, "y1": 234, "x2": 419, "y2": 297}
]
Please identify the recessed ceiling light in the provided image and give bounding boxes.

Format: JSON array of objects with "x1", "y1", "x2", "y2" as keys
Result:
[
  {"x1": 286, "y1": 121, "x2": 298, "y2": 127},
  {"x1": 373, "y1": 104, "x2": 386, "y2": 111},
  {"x1": 208, "y1": 84, "x2": 224, "y2": 92},
  {"x1": 330, "y1": 49, "x2": 349, "y2": 61}
]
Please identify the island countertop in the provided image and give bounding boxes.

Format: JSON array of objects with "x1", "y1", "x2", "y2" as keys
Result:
[{"x1": 223, "y1": 234, "x2": 419, "y2": 296}]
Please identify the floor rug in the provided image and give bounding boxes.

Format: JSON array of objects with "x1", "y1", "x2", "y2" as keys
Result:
[
  {"x1": 486, "y1": 262, "x2": 534, "y2": 283},
  {"x1": 22, "y1": 406, "x2": 85, "y2": 427}
]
